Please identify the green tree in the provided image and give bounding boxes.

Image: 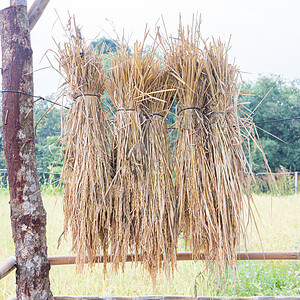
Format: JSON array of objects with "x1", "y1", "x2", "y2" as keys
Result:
[
  {"x1": 240, "y1": 75, "x2": 300, "y2": 172},
  {"x1": 91, "y1": 37, "x2": 130, "y2": 55},
  {"x1": 0, "y1": 96, "x2": 63, "y2": 172},
  {"x1": 34, "y1": 102, "x2": 63, "y2": 173},
  {"x1": 91, "y1": 37, "x2": 119, "y2": 54}
]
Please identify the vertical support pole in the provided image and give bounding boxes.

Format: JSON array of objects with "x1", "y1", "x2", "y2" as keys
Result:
[
  {"x1": 0, "y1": 4, "x2": 53, "y2": 300},
  {"x1": 295, "y1": 172, "x2": 298, "y2": 195}
]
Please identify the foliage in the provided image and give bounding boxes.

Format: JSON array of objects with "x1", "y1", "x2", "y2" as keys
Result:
[
  {"x1": 240, "y1": 75, "x2": 300, "y2": 172},
  {"x1": 34, "y1": 101, "x2": 63, "y2": 173},
  {"x1": 91, "y1": 37, "x2": 120, "y2": 54},
  {"x1": 0, "y1": 98, "x2": 63, "y2": 189},
  {"x1": 91, "y1": 37, "x2": 130, "y2": 55},
  {"x1": 251, "y1": 166, "x2": 296, "y2": 195},
  {"x1": 0, "y1": 173, "x2": 7, "y2": 193},
  {"x1": 215, "y1": 261, "x2": 300, "y2": 296},
  {"x1": 39, "y1": 173, "x2": 62, "y2": 195}
]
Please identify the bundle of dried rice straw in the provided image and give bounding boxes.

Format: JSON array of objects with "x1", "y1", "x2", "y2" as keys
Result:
[
  {"x1": 106, "y1": 40, "x2": 153, "y2": 272},
  {"x1": 55, "y1": 27, "x2": 112, "y2": 268},
  {"x1": 164, "y1": 19, "x2": 257, "y2": 275},
  {"x1": 107, "y1": 33, "x2": 178, "y2": 279},
  {"x1": 53, "y1": 17, "x2": 267, "y2": 282},
  {"x1": 140, "y1": 65, "x2": 178, "y2": 280}
]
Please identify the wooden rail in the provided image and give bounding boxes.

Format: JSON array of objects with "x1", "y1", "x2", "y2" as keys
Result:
[
  {"x1": 49, "y1": 251, "x2": 300, "y2": 265},
  {"x1": 28, "y1": 0, "x2": 50, "y2": 31},
  {"x1": 7, "y1": 295, "x2": 300, "y2": 300},
  {"x1": 4, "y1": 253, "x2": 300, "y2": 300},
  {"x1": 0, "y1": 257, "x2": 16, "y2": 280},
  {"x1": 1, "y1": 252, "x2": 299, "y2": 281}
]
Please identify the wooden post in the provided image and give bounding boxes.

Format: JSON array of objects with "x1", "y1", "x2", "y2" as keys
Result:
[
  {"x1": 28, "y1": 0, "x2": 50, "y2": 31},
  {"x1": 0, "y1": 3, "x2": 53, "y2": 299},
  {"x1": 10, "y1": 0, "x2": 51, "y2": 32},
  {"x1": 295, "y1": 172, "x2": 298, "y2": 195}
]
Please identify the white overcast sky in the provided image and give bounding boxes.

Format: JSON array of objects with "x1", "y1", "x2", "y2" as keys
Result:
[{"x1": 0, "y1": 0, "x2": 300, "y2": 96}]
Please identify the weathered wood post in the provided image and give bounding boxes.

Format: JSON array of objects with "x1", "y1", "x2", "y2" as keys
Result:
[
  {"x1": 0, "y1": 1, "x2": 53, "y2": 299},
  {"x1": 28, "y1": 0, "x2": 50, "y2": 31}
]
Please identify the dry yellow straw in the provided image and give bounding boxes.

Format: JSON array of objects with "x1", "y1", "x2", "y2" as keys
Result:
[
  {"x1": 107, "y1": 32, "x2": 179, "y2": 279},
  {"x1": 164, "y1": 18, "x2": 258, "y2": 276},
  {"x1": 54, "y1": 24, "x2": 112, "y2": 269},
  {"x1": 53, "y1": 17, "x2": 269, "y2": 283},
  {"x1": 107, "y1": 42, "x2": 148, "y2": 272},
  {"x1": 140, "y1": 65, "x2": 178, "y2": 280}
]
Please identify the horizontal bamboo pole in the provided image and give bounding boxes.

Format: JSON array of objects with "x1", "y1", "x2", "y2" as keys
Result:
[
  {"x1": 7, "y1": 295, "x2": 300, "y2": 300},
  {"x1": 0, "y1": 256, "x2": 16, "y2": 280},
  {"x1": 1, "y1": 252, "x2": 300, "y2": 280},
  {"x1": 49, "y1": 251, "x2": 300, "y2": 266}
]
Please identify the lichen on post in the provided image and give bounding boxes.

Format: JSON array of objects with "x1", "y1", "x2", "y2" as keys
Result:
[{"x1": 0, "y1": 3, "x2": 53, "y2": 299}]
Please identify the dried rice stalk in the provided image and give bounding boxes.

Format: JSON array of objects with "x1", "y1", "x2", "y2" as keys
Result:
[
  {"x1": 165, "y1": 19, "x2": 257, "y2": 276},
  {"x1": 107, "y1": 40, "x2": 152, "y2": 272},
  {"x1": 107, "y1": 34, "x2": 179, "y2": 279},
  {"x1": 55, "y1": 27, "x2": 112, "y2": 269},
  {"x1": 140, "y1": 66, "x2": 178, "y2": 280}
]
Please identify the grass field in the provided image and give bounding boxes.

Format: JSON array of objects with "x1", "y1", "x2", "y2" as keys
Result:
[{"x1": 0, "y1": 192, "x2": 299, "y2": 298}]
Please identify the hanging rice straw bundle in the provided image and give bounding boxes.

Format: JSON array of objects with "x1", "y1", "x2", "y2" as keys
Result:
[
  {"x1": 165, "y1": 19, "x2": 256, "y2": 276},
  {"x1": 107, "y1": 36, "x2": 162, "y2": 273},
  {"x1": 55, "y1": 27, "x2": 112, "y2": 268},
  {"x1": 139, "y1": 64, "x2": 178, "y2": 280}
]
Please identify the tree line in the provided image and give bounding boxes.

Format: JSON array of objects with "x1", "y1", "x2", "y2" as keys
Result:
[{"x1": 241, "y1": 75, "x2": 300, "y2": 172}]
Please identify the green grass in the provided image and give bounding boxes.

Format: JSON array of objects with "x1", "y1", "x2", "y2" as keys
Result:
[{"x1": 0, "y1": 192, "x2": 299, "y2": 298}]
